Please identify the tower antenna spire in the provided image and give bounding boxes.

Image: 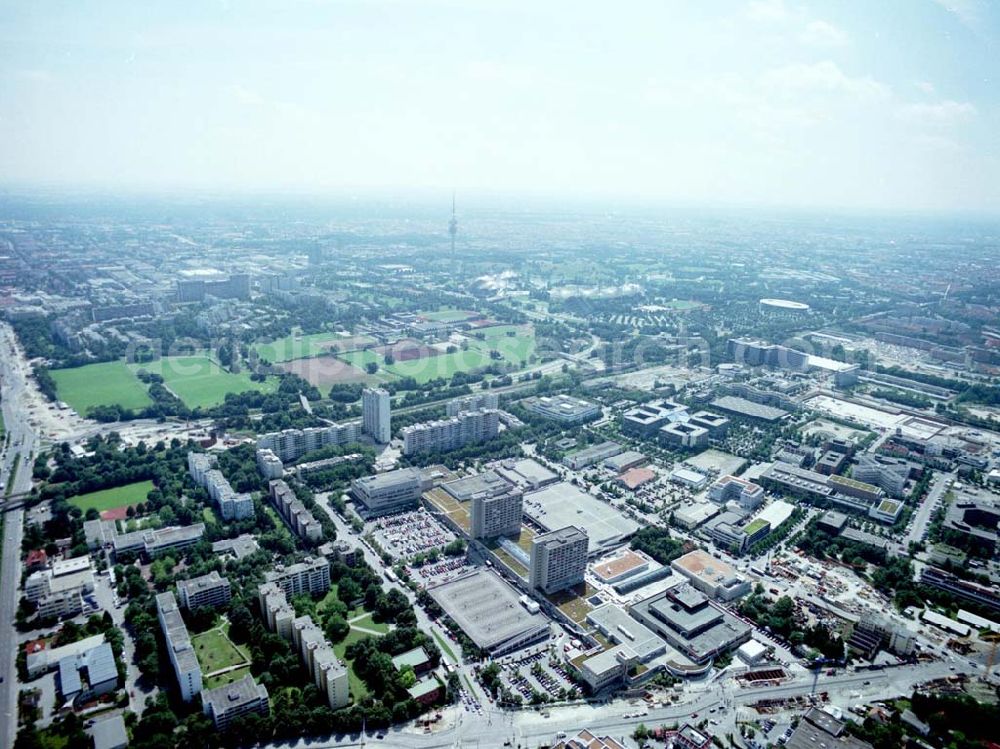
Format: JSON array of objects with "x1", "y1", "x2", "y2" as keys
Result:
[{"x1": 448, "y1": 191, "x2": 458, "y2": 252}]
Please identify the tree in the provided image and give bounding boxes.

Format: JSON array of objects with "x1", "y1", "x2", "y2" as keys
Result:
[{"x1": 365, "y1": 362, "x2": 379, "y2": 375}]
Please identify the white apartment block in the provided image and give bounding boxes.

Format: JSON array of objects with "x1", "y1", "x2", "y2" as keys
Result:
[
  {"x1": 401, "y1": 409, "x2": 499, "y2": 456},
  {"x1": 176, "y1": 571, "x2": 232, "y2": 611},
  {"x1": 471, "y1": 485, "x2": 524, "y2": 539},
  {"x1": 362, "y1": 387, "x2": 392, "y2": 444},
  {"x1": 529, "y1": 526, "x2": 589, "y2": 595},
  {"x1": 257, "y1": 422, "x2": 362, "y2": 463},
  {"x1": 263, "y1": 557, "x2": 331, "y2": 598},
  {"x1": 446, "y1": 392, "x2": 499, "y2": 416},
  {"x1": 155, "y1": 592, "x2": 202, "y2": 702}
]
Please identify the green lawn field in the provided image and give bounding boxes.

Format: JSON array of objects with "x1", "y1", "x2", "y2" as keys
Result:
[
  {"x1": 333, "y1": 627, "x2": 373, "y2": 699},
  {"x1": 69, "y1": 480, "x2": 155, "y2": 514},
  {"x1": 130, "y1": 355, "x2": 278, "y2": 409},
  {"x1": 51, "y1": 361, "x2": 153, "y2": 414},
  {"x1": 203, "y1": 665, "x2": 251, "y2": 690},
  {"x1": 421, "y1": 308, "x2": 477, "y2": 323},
  {"x1": 191, "y1": 627, "x2": 249, "y2": 674},
  {"x1": 254, "y1": 332, "x2": 377, "y2": 363}
]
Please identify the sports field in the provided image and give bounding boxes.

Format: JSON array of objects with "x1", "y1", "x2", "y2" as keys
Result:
[
  {"x1": 51, "y1": 361, "x2": 153, "y2": 414},
  {"x1": 69, "y1": 480, "x2": 155, "y2": 513},
  {"x1": 130, "y1": 355, "x2": 278, "y2": 408},
  {"x1": 421, "y1": 308, "x2": 478, "y2": 323},
  {"x1": 254, "y1": 332, "x2": 376, "y2": 364}
]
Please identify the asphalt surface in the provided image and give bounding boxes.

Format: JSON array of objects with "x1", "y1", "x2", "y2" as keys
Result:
[{"x1": 1, "y1": 322, "x2": 39, "y2": 749}]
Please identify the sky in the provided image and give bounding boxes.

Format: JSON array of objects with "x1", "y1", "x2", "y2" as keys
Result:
[{"x1": 1, "y1": 0, "x2": 999, "y2": 214}]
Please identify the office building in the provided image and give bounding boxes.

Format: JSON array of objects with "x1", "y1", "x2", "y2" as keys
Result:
[
  {"x1": 270, "y1": 479, "x2": 324, "y2": 543},
  {"x1": 202, "y1": 674, "x2": 270, "y2": 730},
  {"x1": 401, "y1": 409, "x2": 499, "y2": 455},
  {"x1": 621, "y1": 401, "x2": 688, "y2": 438},
  {"x1": 362, "y1": 387, "x2": 392, "y2": 444},
  {"x1": 688, "y1": 410, "x2": 730, "y2": 436},
  {"x1": 530, "y1": 526, "x2": 589, "y2": 594},
  {"x1": 351, "y1": 467, "x2": 425, "y2": 516},
  {"x1": 659, "y1": 422, "x2": 710, "y2": 449},
  {"x1": 853, "y1": 455, "x2": 913, "y2": 497},
  {"x1": 447, "y1": 392, "x2": 499, "y2": 416},
  {"x1": 629, "y1": 584, "x2": 752, "y2": 664},
  {"x1": 264, "y1": 557, "x2": 331, "y2": 598},
  {"x1": 37, "y1": 589, "x2": 86, "y2": 620},
  {"x1": 176, "y1": 571, "x2": 232, "y2": 611},
  {"x1": 257, "y1": 422, "x2": 362, "y2": 463},
  {"x1": 708, "y1": 475, "x2": 764, "y2": 511},
  {"x1": 144, "y1": 523, "x2": 206, "y2": 558},
  {"x1": 523, "y1": 394, "x2": 600, "y2": 424},
  {"x1": 470, "y1": 480, "x2": 523, "y2": 539},
  {"x1": 155, "y1": 592, "x2": 202, "y2": 702},
  {"x1": 88, "y1": 715, "x2": 128, "y2": 749}
]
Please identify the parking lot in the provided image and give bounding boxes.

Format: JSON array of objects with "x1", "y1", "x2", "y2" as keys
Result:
[
  {"x1": 368, "y1": 509, "x2": 456, "y2": 561},
  {"x1": 408, "y1": 556, "x2": 472, "y2": 585},
  {"x1": 493, "y1": 650, "x2": 579, "y2": 703}
]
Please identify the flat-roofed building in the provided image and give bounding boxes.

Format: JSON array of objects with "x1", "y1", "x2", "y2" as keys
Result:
[
  {"x1": 591, "y1": 549, "x2": 651, "y2": 585},
  {"x1": 828, "y1": 474, "x2": 884, "y2": 503},
  {"x1": 579, "y1": 643, "x2": 637, "y2": 692},
  {"x1": 351, "y1": 467, "x2": 425, "y2": 517},
  {"x1": 920, "y1": 566, "x2": 1000, "y2": 613},
  {"x1": 708, "y1": 475, "x2": 764, "y2": 511},
  {"x1": 586, "y1": 603, "x2": 666, "y2": 663},
  {"x1": 603, "y1": 450, "x2": 647, "y2": 473},
  {"x1": 530, "y1": 526, "x2": 588, "y2": 594},
  {"x1": 629, "y1": 584, "x2": 752, "y2": 664},
  {"x1": 256, "y1": 448, "x2": 284, "y2": 480},
  {"x1": 760, "y1": 462, "x2": 833, "y2": 501},
  {"x1": 202, "y1": 674, "x2": 269, "y2": 730},
  {"x1": 710, "y1": 395, "x2": 789, "y2": 422},
  {"x1": 563, "y1": 441, "x2": 622, "y2": 470},
  {"x1": 270, "y1": 479, "x2": 323, "y2": 543},
  {"x1": 660, "y1": 422, "x2": 710, "y2": 449},
  {"x1": 176, "y1": 571, "x2": 231, "y2": 611},
  {"x1": 468, "y1": 478, "x2": 523, "y2": 540},
  {"x1": 264, "y1": 556, "x2": 331, "y2": 598},
  {"x1": 427, "y1": 569, "x2": 549, "y2": 656},
  {"x1": 621, "y1": 401, "x2": 688, "y2": 438},
  {"x1": 258, "y1": 582, "x2": 297, "y2": 639},
  {"x1": 523, "y1": 394, "x2": 600, "y2": 424},
  {"x1": 670, "y1": 549, "x2": 750, "y2": 601},
  {"x1": 155, "y1": 592, "x2": 202, "y2": 702},
  {"x1": 523, "y1": 481, "x2": 639, "y2": 554},
  {"x1": 853, "y1": 455, "x2": 913, "y2": 497},
  {"x1": 815, "y1": 450, "x2": 848, "y2": 476},
  {"x1": 37, "y1": 589, "x2": 85, "y2": 620},
  {"x1": 492, "y1": 458, "x2": 559, "y2": 490},
  {"x1": 257, "y1": 422, "x2": 362, "y2": 463},
  {"x1": 188, "y1": 453, "x2": 254, "y2": 520},
  {"x1": 688, "y1": 411, "x2": 730, "y2": 436},
  {"x1": 144, "y1": 523, "x2": 206, "y2": 558},
  {"x1": 401, "y1": 409, "x2": 499, "y2": 455},
  {"x1": 362, "y1": 387, "x2": 392, "y2": 444},
  {"x1": 447, "y1": 392, "x2": 499, "y2": 416}
]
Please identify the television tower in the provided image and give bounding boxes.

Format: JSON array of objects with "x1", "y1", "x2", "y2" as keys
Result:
[{"x1": 448, "y1": 192, "x2": 458, "y2": 252}]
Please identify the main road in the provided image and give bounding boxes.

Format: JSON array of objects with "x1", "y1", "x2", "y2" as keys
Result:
[{"x1": 1, "y1": 322, "x2": 39, "y2": 749}]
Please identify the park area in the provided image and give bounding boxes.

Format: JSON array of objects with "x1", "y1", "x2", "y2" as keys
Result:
[
  {"x1": 50, "y1": 361, "x2": 153, "y2": 414},
  {"x1": 130, "y1": 355, "x2": 278, "y2": 408},
  {"x1": 68, "y1": 479, "x2": 155, "y2": 517},
  {"x1": 191, "y1": 623, "x2": 251, "y2": 680},
  {"x1": 254, "y1": 331, "x2": 376, "y2": 364}
]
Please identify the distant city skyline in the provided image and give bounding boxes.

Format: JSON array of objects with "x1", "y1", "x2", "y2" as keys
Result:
[{"x1": 1, "y1": 0, "x2": 999, "y2": 214}]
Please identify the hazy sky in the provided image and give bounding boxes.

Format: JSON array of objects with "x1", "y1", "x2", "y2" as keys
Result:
[{"x1": 2, "y1": 0, "x2": 998, "y2": 213}]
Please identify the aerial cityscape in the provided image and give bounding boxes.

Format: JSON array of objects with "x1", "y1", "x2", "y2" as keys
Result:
[{"x1": 2, "y1": 2, "x2": 1000, "y2": 749}]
